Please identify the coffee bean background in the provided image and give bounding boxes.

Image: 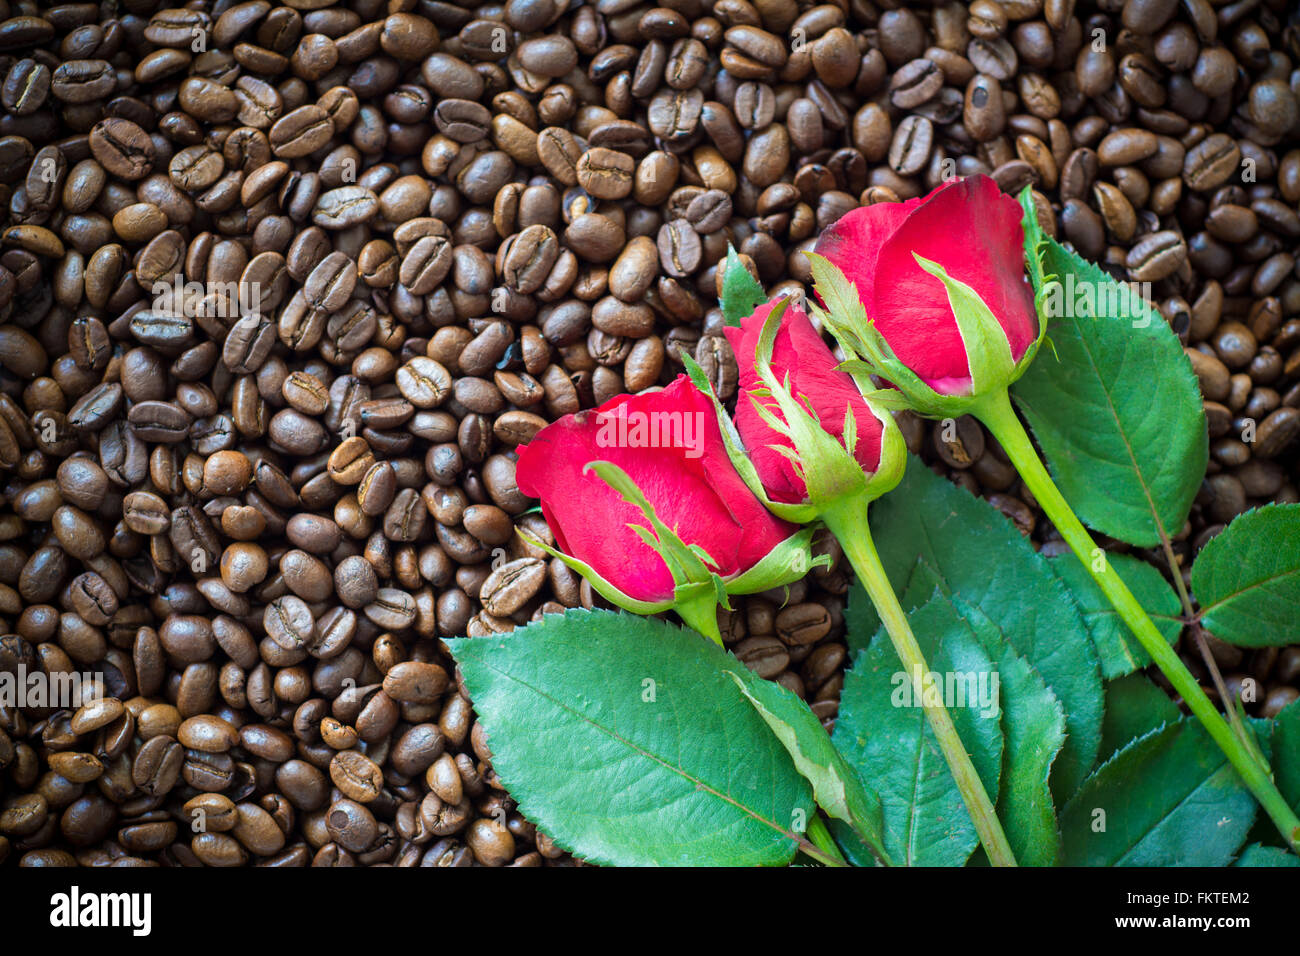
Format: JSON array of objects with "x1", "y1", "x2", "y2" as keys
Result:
[{"x1": 0, "y1": 0, "x2": 1298, "y2": 867}]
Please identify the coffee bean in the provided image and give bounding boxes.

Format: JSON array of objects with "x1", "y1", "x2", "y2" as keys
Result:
[
  {"x1": 503, "y1": 225, "x2": 558, "y2": 294},
  {"x1": 397, "y1": 357, "x2": 453, "y2": 409},
  {"x1": 264, "y1": 595, "x2": 314, "y2": 651},
  {"x1": 734, "y1": 636, "x2": 790, "y2": 679},
  {"x1": 313, "y1": 186, "x2": 379, "y2": 229},
  {"x1": 89, "y1": 118, "x2": 155, "y2": 180},
  {"x1": 1184, "y1": 135, "x2": 1242, "y2": 192},
  {"x1": 1126, "y1": 230, "x2": 1187, "y2": 282},
  {"x1": 479, "y1": 558, "x2": 546, "y2": 616},
  {"x1": 364, "y1": 588, "x2": 418, "y2": 630},
  {"x1": 1255, "y1": 409, "x2": 1300, "y2": 459},
  {"x1": 889, "y1": 115, "x2": 934, "y2": 175},
  {"x1": 657, "y1": 219, "x2": 702, "y2": 277},
  {"x1": 383, "y1": 661, "x2": 450, "y2": 705},
  {"x1": 177, "y1": 715, "x2": 239, "y2": 753},
  {"x1": 891, "y1": 59, "x2": 944, "y2": 110},
  {"x1": 330, "y1": 750, "x2": 384, "y2": 803},
  {"x1": 576, "y1": 147, "x2": 635, "y2": 200}
]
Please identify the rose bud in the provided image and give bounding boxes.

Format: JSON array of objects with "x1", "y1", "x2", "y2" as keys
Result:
[
  {"x1": 515, "y1": 375, "x2": 826, "y2": 644},
  {"x1": 810, "y1": 175, "x2": 1045, "y2": 418},
  {"x1": 687, "y1": 294, "x2": 904, "y2": 525}
]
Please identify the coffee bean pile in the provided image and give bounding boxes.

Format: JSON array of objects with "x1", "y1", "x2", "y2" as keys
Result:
[{"x1": 0, "y1": 0, "x2": 1297, "y2": 867}]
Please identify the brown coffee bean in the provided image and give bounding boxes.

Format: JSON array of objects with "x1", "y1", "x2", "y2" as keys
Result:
[
  {"x1": 330, "y1": 750, "x2": 384, "y2": 803},
  {"x1": 1126, "y1": 230, "x2": 1187, "y2": 282},
  {"x1": 576, "y1": 147, "x2": 635, "y2": 200},
  {"x1": 734, "y1": 636, "x2": 790, "y2": 679},
  {"x1": 503, "y1": 225, "x2": 558, "y2": 295},
  {"x1": 889, "y1": 114, "x2": 935, "y2": 175},
  {"x1": 657, "y1": 219, "x2": 701, "y2": 278},
  {"x1": 89, "y1": 118, "x2": 155, "y2": 180},
  {"x1": 178, "y1": 715, "x2": 239, "y2": 753},
  {"x1": 479, "y1": 558, "x2": 547, "y2": 616},
  {"x1": 1184, "y1": 135, "x2": 1242, "y2": 192},
  {"x1": 1255, "y1": 409, "x2": 1300, "y2": 459}
]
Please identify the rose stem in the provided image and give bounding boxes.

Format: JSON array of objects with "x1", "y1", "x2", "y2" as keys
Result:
[
  {"x1": 977, "y1": 388, "x2": 1300, "y2": 854},
  {"x1": 805, "y1": 814, "x2": 851, "y2": 866},
  {"x1": 796, "y1": 831, "x2": 849, "y2": 867},
  {"x1": 824, "y1": 495, "x2": 1019, "y2": 868}
]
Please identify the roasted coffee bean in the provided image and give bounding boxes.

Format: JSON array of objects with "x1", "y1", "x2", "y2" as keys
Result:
[
  {"x1": 89, "y1": 118, "x2": 155, "y2": 180},
  {"x1": 890, "y1": 115, "x2": 934, "y2": 175},
  {"x1": 264, "y1": 596, "x2": 314, "y2": 651},
  {"x1": 1126, "y1": 230, "x2": 1187, "y2": 282},
  {"x1": 657, "y1": 219, "x2": 701, "y2": 278},
  {"x1": 503, "y1": 225, "x2": 558, "y2": 295},
  {"x1": 576, "y1": 148, "x2": 634, "y2": 201},
  {"x1": 479, "y1": 558, "x2": 546, "y2": 616},
  {"x1": 330, "y1": 750, "x2": 384, "y2": 803},
  {"x1": 270, "y1": 105, "x2": 335, "y2": 159}
]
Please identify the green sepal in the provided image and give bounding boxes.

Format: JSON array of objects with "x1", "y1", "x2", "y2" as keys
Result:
[
  {"x1": 1015, "y1": 185, "x2": 1053, "y2": 379},
  {"x1": 515, "y1": 526, "x2": 672, "y2": 616},
  {"x1": 869, "y1": 401, "x2": 907, "y2": 502},
  {"x1": 806, "y1": 251, "x2": 979, "y2": 420},
  {"x1": 585, "y1": 460, "x2": 712, "y2": 583},
  {"x1": 726, "y1": 525, "x2": 829, "y2": 594},
  {"x1": 913, "y1": 253, "x2": 1017, "y2": 396},
  {"x1": 672, "y1": 580, "x2": 726, "y2": 645}
]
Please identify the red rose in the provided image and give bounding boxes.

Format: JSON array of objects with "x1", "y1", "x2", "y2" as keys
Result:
[
  {"x1": 724, "y1": 297, "x2": 884, "y2": 505},
  {"x1": 515, "y1": 376, "x2": 799, "y2": 604},
  {"x1": 814, "y1": 175, "x2": 1038, "y2": 396}
]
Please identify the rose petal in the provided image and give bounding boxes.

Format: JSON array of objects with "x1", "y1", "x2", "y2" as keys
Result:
[{"x1": 813, "y1": 190, "x2": 930, "y2": 306}]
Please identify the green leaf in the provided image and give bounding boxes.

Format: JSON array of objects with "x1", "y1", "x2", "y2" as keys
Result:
[
  {"x1": 949, "y1": 595, "x2": 1066, "y2": 867},
  {"x1": 832, "y1": 593, "x2": 1003, "y2": 867},
  {"x1": 1010, "y1": 237, "x2": 1208, "y2": 547},
  {"x1": 719, "y1": 245, "x2": 767, "y2": 327},
  {"x1": 1060, "y1": 720, "x2": 1256, "y2": 866},
  {"x1": 727, "y1": 669, "x2": 887, "y2": 863},
  {"x1": 1271, "y1": 698, "x2": 1300, "y2": 813},
  {"x1": 447, "y1": 609, "x2": 813, "y2": 866},
  {"x1": 1098, "y1": 672, "x2": 1180, "y2": 764},
  {"x1": 1234, "y1": 843, "x2": 1300, "y2": 866},
  {"x1": 1048, "y1": 552, "x2": 1183, "y2": 679},
  {"x1": 1192, "y1": 504, "x2": 1300, "y2": 647},
  {"x1": 845, "y1": 457, "x2": 1102, "y2": 797}
]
